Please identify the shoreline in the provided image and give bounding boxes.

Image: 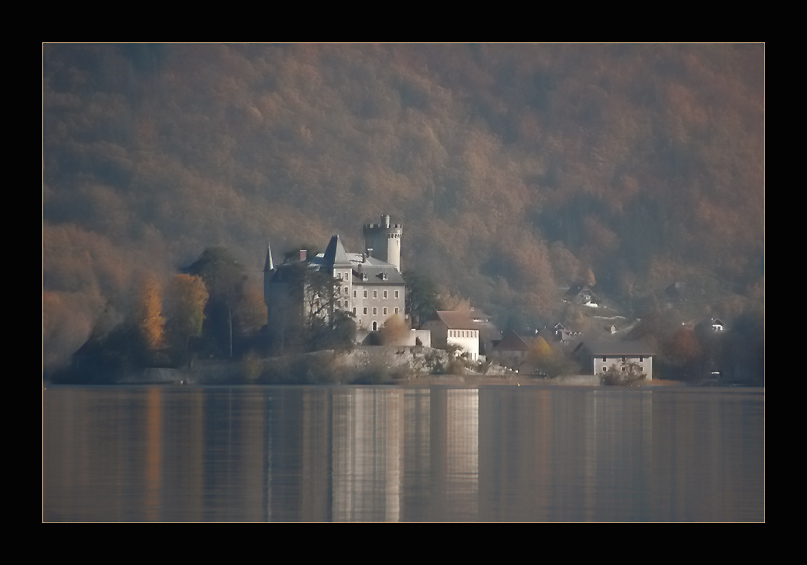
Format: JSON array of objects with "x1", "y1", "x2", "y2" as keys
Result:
[{"x1": 48, "y1": 347, "x2": 759, "y2": 388}]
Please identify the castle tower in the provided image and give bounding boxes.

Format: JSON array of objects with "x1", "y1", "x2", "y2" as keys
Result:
[{"x1": 363, "y1": 214, "x2": 403, "y2": 272}]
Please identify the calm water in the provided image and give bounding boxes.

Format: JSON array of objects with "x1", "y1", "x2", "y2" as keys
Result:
[{"x1": 42, "y1": 384, "x2": 764, "y2": 522}]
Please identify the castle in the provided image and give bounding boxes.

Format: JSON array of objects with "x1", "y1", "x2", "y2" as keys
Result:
[{"x1": 264, "y1": 215, "x2": 406, "y2": 339}]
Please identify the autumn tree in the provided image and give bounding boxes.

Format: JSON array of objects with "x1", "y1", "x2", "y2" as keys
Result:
[
  {"x1": 526, "y1": 336, "x2": 553, "y2": 367},
  {"x1": 185, "y1": 247, "x2": 248, "y2": 358},
  {"x1": 164, "y1": 273, "x2": 209, "y2": 362},
  {"x1": 379, "y1": 314, "x2": 410, "y2": 345},
  {"x1": 135, "y1": 274, "x2": 166, "y2": 361}
]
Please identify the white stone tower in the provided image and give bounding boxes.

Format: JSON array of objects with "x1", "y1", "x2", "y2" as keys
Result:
[{"x1": 363, "y1": 214, "x2": 403, "y2": 272}]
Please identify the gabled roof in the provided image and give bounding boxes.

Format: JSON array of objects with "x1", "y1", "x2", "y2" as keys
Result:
[
  {"x1": 492, "y1": 330, "x2": 531, "y2": 351},
  {"x1": 575, "y1": 340, "x2": 654, "y2": 356},
  {"x1": 565, "y1": 284, "x2": 594, "y2": 297},
  {"x1": 564, "y1": 284, "x2": 600, "y2": 302},
  {"x1": 425, "y1": 310, "x2": 477, "y2": 330}
]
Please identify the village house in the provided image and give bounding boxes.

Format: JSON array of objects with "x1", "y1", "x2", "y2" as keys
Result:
[
  {"x1": 574, "y1": 340, "x2": 654, "y2": 380},
  {"x1": 552, "y1": 322, "x2": 582, "y2": 346},
  {"x1": 564, "y1": 284, "x2": 600, "y2": 307},
  {"x1": 420, "y1": 310, "x2": 480, "y2": 361},
  {"x1": 489, "y1": 330, "x2": 532, "y2": 368}
]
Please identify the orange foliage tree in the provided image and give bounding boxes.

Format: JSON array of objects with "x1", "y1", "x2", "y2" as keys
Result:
[
  {"x1": 136, "y1": 275, "x2": 166, "y2": 355},
  {"x1": 165, "y1": 274, "x2": 209, "y2": 356}
]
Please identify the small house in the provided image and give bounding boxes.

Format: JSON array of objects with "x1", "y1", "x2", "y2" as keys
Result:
[
  {"x1": 489, "y1": 331, "x2": 532, "y2": 368},
  {"x1": 574, "y1": 341, "x2": 654, "y2": 380},
  {"x1": 552, "y1": 322, "x2": 581, "y2": 346},
  {"x1": 564, "y1": 284, "x2": 600, "y2": 307},
  {"x1": 420, "y1": 311, "x2": 480, "y2": 361}
]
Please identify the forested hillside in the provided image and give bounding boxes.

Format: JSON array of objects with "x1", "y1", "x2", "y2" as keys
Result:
[{"x1": 43, "y1": 43, "x2": 764, "y2": 372}]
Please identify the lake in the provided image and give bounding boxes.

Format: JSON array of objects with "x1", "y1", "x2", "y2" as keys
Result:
[{"x1": 42, "y1": 384, "x2": 764, "y2": 522}]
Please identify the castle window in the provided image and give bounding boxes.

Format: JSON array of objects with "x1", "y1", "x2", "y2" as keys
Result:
[
  {"x1": 363, "y1": 308, "x2": 368, "y2": 315},
  {"x1": 364, "y1": 290, "x2": 368, "y2": 298},
  {"x1": 373, "y1": 290, "x2": 378, "y2": 299},
  {"x1": 394, "y1": 290, "x2": 399, "y2": 299},
  {"x1": 373, "y1": 307, "x2": 377, "y2": 315},
  {"x1": 353, "y1": 290, "x2": 357, "y2": 298},
  {"x1": 383, "y1": 307, "x2": 387, "y2": 315},
  {"x1": 344, "y1": 286, "x2": 349, "y2": 295},
  {"x1": 394, "y1": 308, "x2": 399, "y2": 314},
  {"x1": 383, "y1": 290, "x2": 388, "y2": 299}
]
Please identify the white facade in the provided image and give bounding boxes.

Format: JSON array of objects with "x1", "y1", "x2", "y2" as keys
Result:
[
  {"x1": 421, "y1": 311, "x2": 480, "y2": 361},
  {"x1": 363, "y1": 215, "x2": 403, "y2": 272},
  {"x1": 576, "y1": 341, "x2": 654, "y2": 380}
]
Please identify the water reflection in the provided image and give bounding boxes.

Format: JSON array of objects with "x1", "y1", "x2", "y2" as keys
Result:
[{"x1": 43, "y1": 385, "x2": 764, "y2": 522}]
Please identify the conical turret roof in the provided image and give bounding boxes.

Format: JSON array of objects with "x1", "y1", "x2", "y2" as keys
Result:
[
  {"x1": 323, "y1": 234, "x2": 351, "y2": 267},
  {"x1": 263, "y1": 241, "x2": 274, "y2": 272}
]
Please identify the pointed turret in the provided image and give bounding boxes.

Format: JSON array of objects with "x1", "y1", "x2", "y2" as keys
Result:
[
  {"x1": 323, "y1": 234, "x2": 351, "y2": 268},
  {"x1": 264, "y1": 241, "x2": 274, "y2": 272}
]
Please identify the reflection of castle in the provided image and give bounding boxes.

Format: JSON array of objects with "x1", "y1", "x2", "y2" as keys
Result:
[{"x1": 264, "y1": 215, "x2": 406, "y2": 335}]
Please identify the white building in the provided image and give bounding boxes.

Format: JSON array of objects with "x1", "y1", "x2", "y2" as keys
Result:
[
  {"x1": 574, "y1": 341, "x2": 654, "y2": 380},
  {"x1": 420, "y1": 311, "x2": 480, "y2": 361}
]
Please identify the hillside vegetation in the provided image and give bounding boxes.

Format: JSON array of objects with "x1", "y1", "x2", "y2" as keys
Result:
[{"x1": 43, "y1": 43, "x2": 764, "y2": 373}]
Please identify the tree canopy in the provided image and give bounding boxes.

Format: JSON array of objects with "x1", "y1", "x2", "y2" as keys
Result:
[{"x1": 43, "y1": 43, "x2": 764, "y2": 372}]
